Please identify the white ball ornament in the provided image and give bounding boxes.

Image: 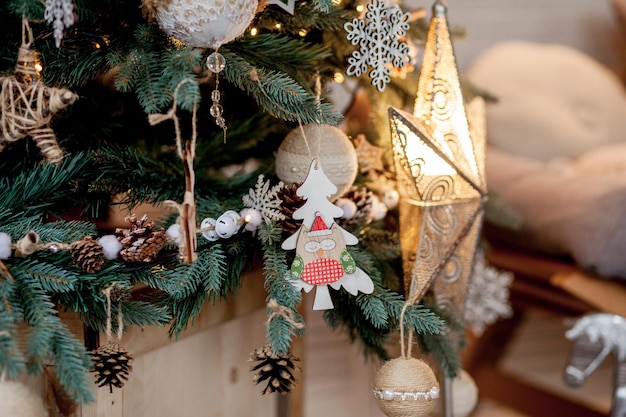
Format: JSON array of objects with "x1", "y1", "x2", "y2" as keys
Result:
[
  {"x1": 445, "y1": 370, "x2": 479, "y2": 417},
  {"x1": 156, "y1": 0, "x2": 258, "y2": 49},
  {"x1": 335, "y1": 198, "x2": 358, "y2": 220},
  {"x1": 215, "y1": 210, "x2": 242, "y2": 238},
  {"x1": 373, "y1": 358, "x2": 439, "y2": 417},
  {"x1": 381, "y1": 188, "x2": 400, "y2": 210},
  {"x1": 166, "y1": 224, "x2": 181, "y2": 245},
  {"x1": 0, "y1": 232, "x2": 12, "y2": 260},
  {"x1": 98, "y1": 234, "x2": 123, "y2": 260},
  {"x1": 275, "y1": 124, "x2": 358, "y2": 199},
  {"x1": 368, "y1": 195, "x2": 388, "y2": 221},
  {"x1": 240, "y1": 208, "x2": 262, "y2": 232},
  {"x1": 201, "y1": 218, "x2": 219, "y2": 242},
  {"x1": 0, "y1": 380, "x2": 47, "y2": 417}
]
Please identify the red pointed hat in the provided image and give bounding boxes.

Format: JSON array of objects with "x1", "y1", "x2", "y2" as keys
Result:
[{"x1": 308, "y1": 214, "x2": 332, "y2": 236}]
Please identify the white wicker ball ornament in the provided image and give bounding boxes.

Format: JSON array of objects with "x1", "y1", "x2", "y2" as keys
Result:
[
  {"x1": 155, "y1": 0, "x2": 258, "y2": 49},
  {"x1": 0, "y1": 380, "x2": 47, "y2": 417},
  {"x1": 275, "y1": 124, "x2": 358, "y2": 199},
  {"x1": 373, "y1": 358, "x2": 439, "y2": 417}
]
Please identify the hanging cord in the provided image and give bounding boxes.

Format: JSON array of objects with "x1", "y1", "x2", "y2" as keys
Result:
[
  {"x1": 266, "y1": 298, "x2": 305, "y2": 330},
  {"x1": 102, "y1": 285, "x2": 124, "y2": 342},
  {"x1": 313, "y1": 73, "x2": 323, "y2": 165},
  {"x1": 399, "y1": 301, "x2": 415, "y2": 359},
  {"x1": 149, "y1": 79, "x2": 199, "y2": 263}
]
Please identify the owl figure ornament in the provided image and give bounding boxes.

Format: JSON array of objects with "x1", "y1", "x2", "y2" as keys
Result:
[{"x1": 282, "y1": 159, "x2": 374, "y2": 310}]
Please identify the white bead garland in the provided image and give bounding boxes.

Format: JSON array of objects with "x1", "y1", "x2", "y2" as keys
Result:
[
  {"x1": 215, "y1": 210, "x2": 242, "y2": 238},
  {"x1": 98, "y1": 234, "x2": 123, "y2": 260},
  {"x1": 166, "y1": 224, "x2": 181, "y2": 245},
  {"x1": 240, "y1": 208, "x2": 262, "y2": 232},
  {"x1": 0, "y1": 232, "x2": 11, "y2": 260},
  {"x1": 201, "y1": 217, "x2": 220, "y2": 242}
]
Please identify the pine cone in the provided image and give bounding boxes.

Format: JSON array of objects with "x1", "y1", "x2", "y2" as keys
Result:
[
  {"x1": 337, "y1": 186, "x2": 374, "y2": 228},
  {"x1": 250, "y1": 344, "x2": 300, "y2": 395},
  {"x1": 276, "y1": 183, "x2": 305, "y2": 235},
  {"x1": 91, "y1": 341, "x2": 134, "y2": 393},
  {"x1": 114, "y1": 214, "x2": 167, "y2": 263},
  {"x1": 70, "y1": 237, "x2": 104, "y2": 273}
]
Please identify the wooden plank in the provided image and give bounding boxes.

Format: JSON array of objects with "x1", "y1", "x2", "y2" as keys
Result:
[
  {"x1": 121, "y1": 308, "x2": 276, "y2": 417},
  {"x1": 79, "y1": 376, "x2": 123, "y2": 417},
  {"x1": 552, "y1": 270, "x2": 626, "y2": 317}
]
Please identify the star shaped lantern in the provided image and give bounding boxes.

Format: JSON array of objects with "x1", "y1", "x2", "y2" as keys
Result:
[{"x1": 389, "y1": 0, "x2": 487, "y2": 327}]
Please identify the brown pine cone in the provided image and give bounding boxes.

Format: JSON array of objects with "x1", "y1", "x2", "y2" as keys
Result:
[
  {"x1": 114, "y1": 214, "x2": 167, "y2": 263},
  {"x1": 250, "y1": 344, "x2": 300, "y2": 395},
  {"x1": 276, "y1": 183, "x2": 305, "y2": 235},
  {"x1": 70, "y1": 237, "x2": 105, "y2": 273},
  {"x1": 91, "y1": 341, "x2": 134, "y2": 393}
]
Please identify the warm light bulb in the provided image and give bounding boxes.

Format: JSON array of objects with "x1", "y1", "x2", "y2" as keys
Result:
[
  {"x1": 333, "y1": 72, "x2": 345, "y2": 83},
  {"x1": 356, "y1": 4, "x2": 364, "y2": 12},
  {"x1": 298, "y1": 29, "x2": 308, "y2": 37},
  {"x1": 250, "y1": 27, "x2": 258, "y2": 36},
  {"x1": 275, "y1": 23, "x2": 282, "y2": 29},
  {"x1": 34, "y1": 63, "x2": 43, "y2": 73}
]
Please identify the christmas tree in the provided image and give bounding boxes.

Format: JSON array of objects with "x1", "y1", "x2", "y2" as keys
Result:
[{"x1": 0, "y1": 0, "x2": 474, "y2": 409}]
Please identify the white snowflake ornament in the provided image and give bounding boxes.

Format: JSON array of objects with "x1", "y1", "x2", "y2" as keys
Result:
[
  {"x1": 464, "y1": 251, "x2": 513, "y2": 336},
  {"x1": 242, "y1": 175, "x2": 286, "y2": 224},
  {"x1": 344, "y1": 0, "x2": 413, "y2": 92}
]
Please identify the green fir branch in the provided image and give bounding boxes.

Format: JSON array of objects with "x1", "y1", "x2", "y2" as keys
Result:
[
  {"x1": 228, "y1": 34, "x2": 332, "y2": 87},
  {"x1": 165, "y1": 289, "x2": 207, "y2": 339},
  {"x1": 199, "y1": 245, "x2": 229, "y2": 301},
  {"x1": 0, "y1": 277, "x2": 26, "y2": 378},
  {"x1": 50, "y1": 327, "x2": 95, "y2": 403},
  {"x1": 120, "y1": 301, "x2": 171, "y2": 328},
  {"x1": 221, "y1": 51, "x2": 341, "y2": 125},
  {"x1": 258, "y1": 222, "x2": 303, "y2": 354},
  {"x1": 11, "y1": 259, "x2": 79, "y2": 293},
  {"x1": 0, "y1": 153, "x2": 89, "y2": 214}
]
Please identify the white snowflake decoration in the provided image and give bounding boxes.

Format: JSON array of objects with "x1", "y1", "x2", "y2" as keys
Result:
[
  {"x1": 344, "y1": 0, "x2": 413, "y2": 92},
  {"x1": 242, "y1": 175, "x2": 286, "y2": 224},
  {"x1": 464, "y1": 251, "x2": 513, "y2": 336},
  {"x1": 45, "y1": 0, "x2": 76, "y2": 48}
]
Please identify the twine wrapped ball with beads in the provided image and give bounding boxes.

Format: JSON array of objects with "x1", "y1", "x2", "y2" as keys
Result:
[
  {"x1": 275, "y1": 124, "x2": 358, "y2": 199},
  {"x1": 373, "y1": 357, "x2": 439, "y2": 417}
]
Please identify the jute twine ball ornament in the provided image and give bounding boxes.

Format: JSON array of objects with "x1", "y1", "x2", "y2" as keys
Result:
[
  {"x1": 0, "y1": 380, "x2": 47, "y2": 417},
  {"x1": 373, "y1": 357, "x2": 440, "y2": 417},
  {"x1": 449, "y1": 369, "x2": 479, "y2": 417},
  {"x1": 275, "y1": 124, "x2": 358, "y2": 199},
  {"x1": 155, "y1": 0, "x2": 258, "y2": 49}
]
